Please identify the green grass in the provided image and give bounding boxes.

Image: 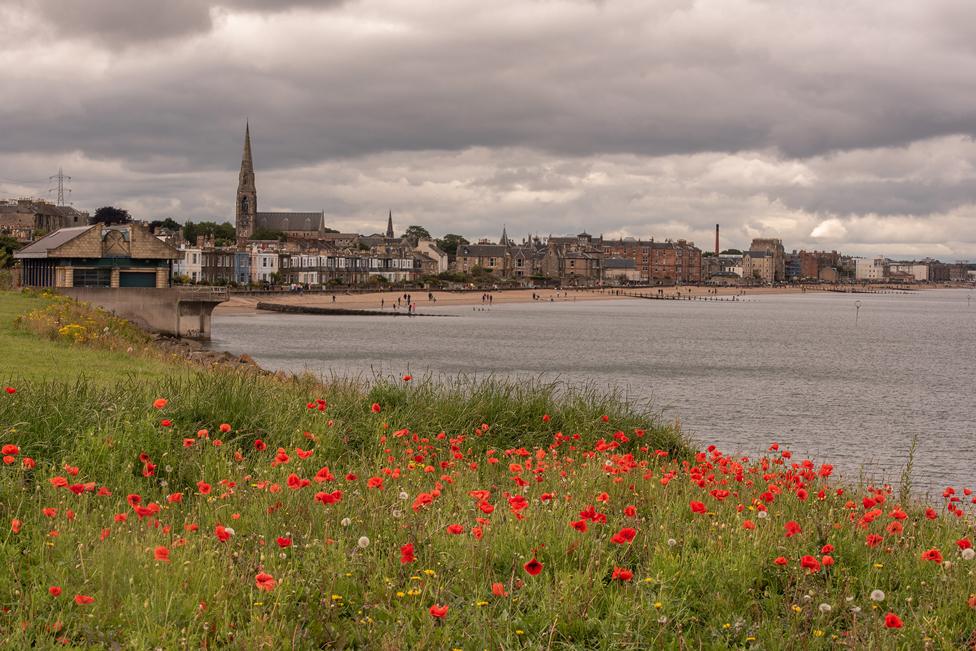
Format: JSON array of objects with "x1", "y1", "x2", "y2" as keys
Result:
[
  {"x1": 0, "y1": 291, "x2": 185, "y2": 386},
  {"x1": 0, "y1": 292, "x2": 974, "y2": 649}
]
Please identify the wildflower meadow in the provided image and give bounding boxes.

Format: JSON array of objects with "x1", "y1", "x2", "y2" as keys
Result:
[{"x1": 1, "y1": 294, "x2": 975, "y2": 648}]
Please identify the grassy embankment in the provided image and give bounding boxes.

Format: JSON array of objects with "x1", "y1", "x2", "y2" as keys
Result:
[{"x1": 1, "y1": 289, "x2": 974, "y2": 649}]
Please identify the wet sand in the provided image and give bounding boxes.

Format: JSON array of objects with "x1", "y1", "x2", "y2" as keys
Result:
[{"x1": 213, "y1": 284, "x2": 893, "y2": 316}]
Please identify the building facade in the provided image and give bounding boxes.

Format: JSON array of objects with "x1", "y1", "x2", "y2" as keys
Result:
[{"x1": 16, "y1": 224, "x2": 178, "y2": 288}]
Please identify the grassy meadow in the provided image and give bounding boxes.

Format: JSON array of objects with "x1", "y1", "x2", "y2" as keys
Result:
[{"x1": 1, "y1": 290, "x2": 975, "y2": 649}]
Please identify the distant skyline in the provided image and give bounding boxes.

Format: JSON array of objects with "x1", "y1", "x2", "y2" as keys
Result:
[{"x1": 1, "y1": 0, "x2": 975, "y2": 259}]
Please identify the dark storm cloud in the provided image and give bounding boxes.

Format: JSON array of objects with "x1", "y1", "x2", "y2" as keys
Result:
[
  {"x1": 1, "y1": 0, "x2": 974, "y2": 257},
  {"x1": 16, "y1": 0, "x2": 346, "y2": 44}
]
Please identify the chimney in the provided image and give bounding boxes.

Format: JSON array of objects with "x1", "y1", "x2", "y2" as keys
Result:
[{"x1": 715, "y1": 224, "x2": 720, "y2": 255}]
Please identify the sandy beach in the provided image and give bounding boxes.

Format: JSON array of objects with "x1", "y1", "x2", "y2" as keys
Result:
[{"x1": 213, "y1": 284, "x2": 919, "y2": 316}]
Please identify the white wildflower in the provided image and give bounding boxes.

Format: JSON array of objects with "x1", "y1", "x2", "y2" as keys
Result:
[
  {"x1": 398, "y1": 491, "x2": 408, "y2": 501},
  {"x1": 357, "y1": 536, "x2": 370, "y2": 548},
  {"x1": 869, "y1": 589, "x2": 885, "y2": 602},
  {"x1": 341, "y1": 517, "x2": 351, "y2": 527},
  {"x1": 962, "y1": 548, "x2": 975, "y2": 561}
]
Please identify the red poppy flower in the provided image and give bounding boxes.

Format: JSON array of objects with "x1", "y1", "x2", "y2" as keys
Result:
[
  {"x1": 219, "y1": 423, "x2": 232, "y2": 433},
  {"x1": 611, "y1": 567, "x2": 633, "y2": 582},
  {"x1": 370, "y1": 403, "x2": 381, "y2": 414},
  {"x1": 689, "y1": 500, "x2": 706, "y2": 514},
  {"x1": 49, "y1": 586, "x2": 62, "y2": 597},
  {"x1": 610, "y1": 527, "x2": 637, "y2": 544},
  {"x1": 774, "y1": 556, "x2": 788, "y2": 566},
  {"x1": 254, "y1": 439, "x2": 267, "y2": 451},
  {"x1": 167, "y1": 493, "x2": 183, "y2": 503},
  {"x1": 296, "y1": 447, "x2": 314, "y2": 459},
  {"x1": 214, "y1": 525, "x2": 232, "y2": 542},
  {"x1": 429, "y1": 603, "x2": 449, "y2": 619},
  {"x1": 523, "y1": 558, "x2": 543, "y2": 576},
  {"x1": 921, "y1": 548, "x2": 943, "y2": 563},
  {"x1": 542, "y1": 414, "x2": 551, "y2": 423},
  {"x1": 623, "y1": 505, "x2": 637, "y2": 518},
  {"x1": 446, "y1": 524, "x2": 465, "y2": 535},
  {"x1": 491, "y1": 582, "x2": 508, "y2": 597},
  {"x1": 400, "y1": 542, "x2": 415, "y2": 564},
  {"x1": 4, "y1": 387, "x2": 16, "y2": 395},
  {"x1": 255, "y1": 572, "x2": 276, "y2": 592},
  {"x1": 570, "y1": 519, "x2": 588, "y2": 533},
  {"x1": 276, "y1": 537, "x2": 292, "y2": 549},
  {"x1": 152, "y1": 398, "x2": 168, "y2": 409},
  {"x1": 821, "y1": 554, "x2": 835, "y2": 567},
  {"x1": 154, "y1": 546, "x2": 171, "y2": 562},
  {"x1": 821, "y1": 544, "x2": 834, "y2": 554},
  {"x1": 197, "y1": 481, "x2": 211, "y2": 495},
  {"x1": 884, "y1": 612, "x2": 903, "y2": 628},
  {"x1": 367, "y1": 476, "x2": 384, "y2": 490},
  {"x1": 784, "y1": 521, "x2": 802, "y2": 538},
  {"x1": 956, "y1": 538, "x2": 973, "y2": 550},
  {"x1": 74, "y1": 594, "x2": 95, "y2": 605},
  {"x1": 10, "y1": 518, "x2": 21, "y2": 534},
  {"x1": 402, "y1": 374, "x2": 412, "y2": 381},
  {"x1": 865, "y1": 534, "x2": 884, "y2": 548},
  {"x1": 800, "y1": 555, "x2": 821, "y2": 572}
]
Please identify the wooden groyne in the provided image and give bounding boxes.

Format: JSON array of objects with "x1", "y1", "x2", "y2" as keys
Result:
[
  {"x1": 620, "y1": 291, "x2": 744, "y2": 302},
  {"x1": 255, "y1": 302, "x2": 455, "y2": 317}
]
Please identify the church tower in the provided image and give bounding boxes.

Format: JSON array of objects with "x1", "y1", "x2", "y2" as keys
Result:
[
  {"x1": 386, "y1": 210, "x2": 394, "y2": 239},
  {"x1": 236, "y1": 122, "x2": 257, "y2": 245}
]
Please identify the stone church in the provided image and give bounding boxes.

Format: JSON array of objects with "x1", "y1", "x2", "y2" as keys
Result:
[{"x1": 235, "y1": 123, "x2": 325, "y2": 245}]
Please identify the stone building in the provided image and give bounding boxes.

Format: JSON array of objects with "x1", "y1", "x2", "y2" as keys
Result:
[
  {"x1": 747, "y1": 238, "x2": 786, "y2": 281},
  {"x1": 0, "y1": 199, "x2": 88, "y2": 242},
  {"x1": 235, "y1": 123, "x2": 325, "y2": 244},
  {"x1": 16, "y1": 223, "x2": 178, "y2": 288}
]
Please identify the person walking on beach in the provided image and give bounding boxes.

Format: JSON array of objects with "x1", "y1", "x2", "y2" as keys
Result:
[{"x1": 381, "y1": 298, "x2": 385, "y2": 308}]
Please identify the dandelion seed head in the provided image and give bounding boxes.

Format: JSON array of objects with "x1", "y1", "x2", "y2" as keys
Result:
[{"x1": 870, "y1": 590, "x2": 885, "y2": 602}]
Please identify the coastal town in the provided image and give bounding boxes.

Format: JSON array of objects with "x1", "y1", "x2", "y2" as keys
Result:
[{"x1": 3, "y1": 125, "x2": 975, "y2": 291}]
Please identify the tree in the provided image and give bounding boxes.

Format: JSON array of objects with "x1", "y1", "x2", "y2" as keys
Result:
[
  {"x1": 250, "y1": 228, "x2": 286, "y2": 242},
  {"x1": 90, "y1": 206, "x2": 132, "y2": 225},
  {"x1": 0, "y1": 235, "x2": 23, "y2": 268},
  {"x1": 436, "y1": 233, "x2": 469, "y2": 255},
  {"x1": 183, "y1": 221, "x2": 236, "y2": 246},
  {"x1": 404, "y1": 225, "x2": 431, "y2": 246},
  {"x1": 149, "y1": 218, "x2": 181, "y2": 233},
  {"x1": 721, "y1": 249, "x2": 742, "y2": 255}
]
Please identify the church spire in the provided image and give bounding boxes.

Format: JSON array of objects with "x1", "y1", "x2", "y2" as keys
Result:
[
  {"x1": 386, "y1": 210, "x2": 394, "y2": 239},
  {"x1": 500, "y1": 224, "x2": 509, "y2": 246},
  {"x1": 242, "y1": 121, "x2": 253, "y2": 171},
  {"x1": 236, "y1": 121, "x2": 257, "y2": 245}
]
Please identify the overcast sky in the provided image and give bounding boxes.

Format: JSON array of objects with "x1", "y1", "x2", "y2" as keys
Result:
[{"x1": 2, "y1": 0, "x2": 975, "y2": 259}]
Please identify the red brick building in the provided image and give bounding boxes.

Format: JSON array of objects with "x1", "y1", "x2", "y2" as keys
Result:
[{"x1": 603, "y1": 239, "x2": 702, "y2": 284}]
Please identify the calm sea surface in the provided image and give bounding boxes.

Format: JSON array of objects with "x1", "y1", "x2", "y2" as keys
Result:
[{"x1": 210, "y1": 289, "x2": 976, "y2": 496}]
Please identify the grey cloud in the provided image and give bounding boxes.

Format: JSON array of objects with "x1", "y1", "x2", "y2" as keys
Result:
[
  {"x1": 16, "y1": 0, "x2": 345, "y2": 45},
  {"x1": 1, "y1": 1, "x2": 975, "y2": 258}
]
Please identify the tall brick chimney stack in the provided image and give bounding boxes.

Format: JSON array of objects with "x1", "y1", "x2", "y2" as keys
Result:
[{"x1": 715, "y1": 224, "x2": 720, "y2": 255}]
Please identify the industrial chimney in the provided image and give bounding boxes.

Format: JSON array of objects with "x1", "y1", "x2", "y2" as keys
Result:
[{"x1": 715, "y1": 224, "x2": 720, "y2": 255}]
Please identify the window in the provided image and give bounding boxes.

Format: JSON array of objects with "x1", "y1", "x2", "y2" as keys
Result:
[{"x1": 73, "y1": 268, "x2": 111, "y2": 287}]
